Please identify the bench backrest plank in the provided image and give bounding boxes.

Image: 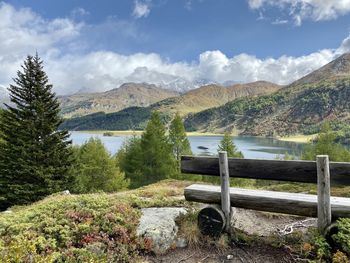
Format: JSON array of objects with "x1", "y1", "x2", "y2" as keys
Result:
[{"x1": 181, "y1": 156, "x2": 350, "y2": 185}]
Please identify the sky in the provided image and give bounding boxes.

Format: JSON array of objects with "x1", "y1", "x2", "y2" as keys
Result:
[{"x1": 1, "y1": 0, "x2": 350, "y2": 94}]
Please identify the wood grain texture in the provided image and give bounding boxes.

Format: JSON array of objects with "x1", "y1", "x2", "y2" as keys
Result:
[
  {"x1": 184, "y1": 184, "x2": 350, "y2": 218},
  {"x1": 219, "y1": 152, "x2": 231, "y2": 232},
  {"x1": 317, "y1": 155, "x2": 332, "y2": 233},
  {"x1": 181, "y1": 156, "x2": 350, "y2": 185}
]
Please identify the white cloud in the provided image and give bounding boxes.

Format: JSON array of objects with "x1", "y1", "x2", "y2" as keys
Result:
[
  {"x1": 248, "y1": 0, "x2": 350, "y2": 25},
  {"x1": 0, "y1": 2, "x2": 350, "y2": 95},
  {"x1": 272, "y1": 19, "x2": 289, "y2": 25},
  {"x1": 132, "y1": 0, "x2": 151, "y2": 18},
  {"x1": 70, "y1": 7, "x2": 89, "y2": 19},
  {"x1": 0, "y1": 2, "x2": 82, "y2": 92}
]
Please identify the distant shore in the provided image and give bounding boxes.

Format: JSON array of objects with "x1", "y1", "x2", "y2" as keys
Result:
[
  {"x1": 70, "y1": 130, "x2": 316, "y2": 143},
  {"x1": 276, "y1": 134, "x2": 316, "y2": 143},
  {"x1": 70, "y1": 130, "x2": 224, "y2": 137}
]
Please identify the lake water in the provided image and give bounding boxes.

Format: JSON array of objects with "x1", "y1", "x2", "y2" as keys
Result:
[{"x1": 69, "y1": 131, "x2": 306, "y2": 160}]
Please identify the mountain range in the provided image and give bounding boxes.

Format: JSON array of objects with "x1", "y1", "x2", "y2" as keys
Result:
[
  {"x1": 185, "y1": 53, "x2": 350, "y2": 135},
  {"x1": 5, "y1": 53, "x2": 350, "y2": 137},
  {"x1": 59, "y1": 83, "x2": 179, "y2": 118},
  {"x1": 60, "y1": 81, "x2": 281, "y2": 130}
]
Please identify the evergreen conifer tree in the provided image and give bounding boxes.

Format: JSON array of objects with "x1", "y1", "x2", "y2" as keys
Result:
[
  {"x1": 302, "y1": 122, "x2": 350, "y2": 162},
  {"x1": 72, "y1": 138, "x2": 129, "y2": 193},
  {"x1": 0, "y1": 54, "x2": 73, "y2": 210},
  {"x1": 140, "y1": 111, "x2": 176, "y2": 184},
  {"x1": 218, "y1": 132, "x2": 243, "y2": 158},
  {"x1": 116, "y1": 135, "x2": 143, "y2": 188},
  {"x1": 169, "y1": 113, "x2": 192, "y2": 171}
]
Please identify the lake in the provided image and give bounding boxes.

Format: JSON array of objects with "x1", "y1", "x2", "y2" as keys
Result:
[{"x1": 69, "y1": 131, "x2": 306, "y2": 159}]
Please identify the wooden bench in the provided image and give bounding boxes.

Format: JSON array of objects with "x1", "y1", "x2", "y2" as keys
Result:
[{"x1": 181, "y1": 152, "x2": 350, "y2": 236}]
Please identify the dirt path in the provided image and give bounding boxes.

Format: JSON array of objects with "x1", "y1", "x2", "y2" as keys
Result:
[
  {"x1": 142, "y1": 207, "x2": 315, "y2": 262},
  {"x1": 144, "y1": 244, "x2": 295, "y2": 263},
  {"x1": 233, "y1": 207, "x2": 316, "y2": 237}
]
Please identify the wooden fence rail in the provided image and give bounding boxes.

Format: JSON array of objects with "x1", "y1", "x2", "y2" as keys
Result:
[
  {"x1": 181, "y1": 154, "x2": 350, "y2": 235},
  {"x1": 181, "y1": 155, "x2": 350, "y2": 185}
]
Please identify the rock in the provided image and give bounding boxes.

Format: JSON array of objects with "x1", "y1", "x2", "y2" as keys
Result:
[
  {"x1": 61, "y1": 190, "x2": 70, "y2": 195},
  {"x1": 175, "y1": 237, "x2": 188, "y2": 248},
  {"x1": 137, "y1": 207, "x2": 187, "y2": 254}
]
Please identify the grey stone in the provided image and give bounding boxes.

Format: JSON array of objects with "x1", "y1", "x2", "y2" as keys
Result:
[
  {"x1": 175, "y1": 237, "x2": 188, "y2": 248},
  {"x1": 137, "y1": 207, "x2": 187, "y2": 254}
]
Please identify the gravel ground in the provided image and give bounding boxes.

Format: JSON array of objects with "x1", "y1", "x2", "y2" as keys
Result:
[{"x1": 142, "y1": 207, "x2": 316, "y2": 262}]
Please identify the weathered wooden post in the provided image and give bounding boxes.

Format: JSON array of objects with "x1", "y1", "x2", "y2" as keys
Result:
[
  {"x1": 219, "y1": 151, "x2": 231, "y2": 232},
  {"x1": 316, "y1": 155, "x2": 332, "y2": 234}
]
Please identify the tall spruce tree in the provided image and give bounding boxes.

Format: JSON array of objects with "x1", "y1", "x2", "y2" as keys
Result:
[
  {"x1": 72, "y1": 138, "x2": 129, "y2": 193},
  {"x1": 140, "y1": 111, "x2": 176, "y2": 185},
  {"x1": 116, "y1": 135, "x2": 143, "y2": 188},
  {"x1": 169, "y1": 113, "x2": 192, "y2": 171},
  {"x1": 0, "y1": 54, "x2": 73, "y2": 210},
  {"x1": 218, "y1": 132, "x2": 243, "y2": 158}
]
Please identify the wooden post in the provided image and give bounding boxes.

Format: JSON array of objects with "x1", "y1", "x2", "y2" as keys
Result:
[
  {"x1": 219, "y1": 151, "x2": 231, "y2": 232},
  {"x1": 316, "y1": 155, "x2": 332, "y2": 234}
]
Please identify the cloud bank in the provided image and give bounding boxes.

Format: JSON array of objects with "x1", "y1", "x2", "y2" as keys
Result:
[
  {"x1": 0, "y1": 2, "x2": 349, "y2": 95},
  {"x1": 248, "y1": 0, "x2": 350, "y2": 26}
]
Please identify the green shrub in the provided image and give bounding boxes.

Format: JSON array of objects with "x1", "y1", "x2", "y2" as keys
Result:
[
  {"x1": 0, "y1": 194, "x2": 143, "y2": 262},
  {"x1": 333, "y1": 218, "x2": 350, "y2": 255}
]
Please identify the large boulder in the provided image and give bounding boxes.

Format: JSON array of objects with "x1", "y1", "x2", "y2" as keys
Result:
[{"x1": 137, "y1": 207, "x2": 187, "y2": 254}]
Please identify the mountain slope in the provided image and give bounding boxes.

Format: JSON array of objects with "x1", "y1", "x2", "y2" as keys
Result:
[
  {"x1": 61, "y1": 107, "x2": 152, "y2": 131},
  {"x1": 291, "y1": 53, "x2": 350, "y2": 86},
  {"x1": 151, "y1": 81, "x2": 282, "y2": 115},
  {"x1": 59, "y1": 83, "x2": 179, "y2": 118},
  {"x1": 184, "y1": 53, "x2": 350, "y2": 136},
  {"x1": 61, "y1": 81, "x2": 281, "y2": 130}
]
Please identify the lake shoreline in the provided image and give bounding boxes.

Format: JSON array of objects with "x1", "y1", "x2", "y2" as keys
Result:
[
  {"x1": 70, "y1": 130, "x2": 315, "y2": 143},
  {"x1": 276, "y1": 134, "x2": 316, "y2": 143},
  {"x1": 70, "y1": 130, "x2": 225, "y2": 137},
  {"x1": 69, "y1": 131, "x2": 306, "y2": 159}
]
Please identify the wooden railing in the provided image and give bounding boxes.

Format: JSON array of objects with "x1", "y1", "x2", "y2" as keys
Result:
[
  {"x1": 181, "y1": 153, "x2": 350, "y2": 235},
  {"x1": 181, "y1": 155, "x2": 350, "y2": 184}
]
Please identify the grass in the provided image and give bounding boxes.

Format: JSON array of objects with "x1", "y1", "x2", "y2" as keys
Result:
[{"x1": 277, "y1": 134, "x2": 317, "y2": 143}]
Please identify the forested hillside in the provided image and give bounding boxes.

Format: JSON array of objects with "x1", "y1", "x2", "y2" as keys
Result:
[
  {"x1": 185, "y1": 53, "x2": 350, "y2": 136},
  {"x1": 61, "y1": 107, "x2": 152, "y2": 130},
  {"x1": 59, "y1": 83, "x2": 179, "y2": 118},
  {"x1": 61, "y1": 81, "x2": 281, "y2": 130}
]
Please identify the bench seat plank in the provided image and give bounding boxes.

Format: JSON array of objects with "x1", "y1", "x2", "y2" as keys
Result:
[{"x1": 184, "y1": 184, "x2": 350, "y2": 218}]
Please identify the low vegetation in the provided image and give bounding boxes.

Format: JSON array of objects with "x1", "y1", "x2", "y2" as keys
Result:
[{"x1": 0, "y1": 180, "x2": 191, "y2": 262}]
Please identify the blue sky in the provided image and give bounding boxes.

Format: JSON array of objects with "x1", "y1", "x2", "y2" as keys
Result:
[{"x1": 1, "y1": 0, "x2": 350, "y2": 94}]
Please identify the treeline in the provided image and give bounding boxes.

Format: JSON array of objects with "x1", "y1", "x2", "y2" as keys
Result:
[{"x1": 60, "y1": 107, "x2": 152, "y2": 131}]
